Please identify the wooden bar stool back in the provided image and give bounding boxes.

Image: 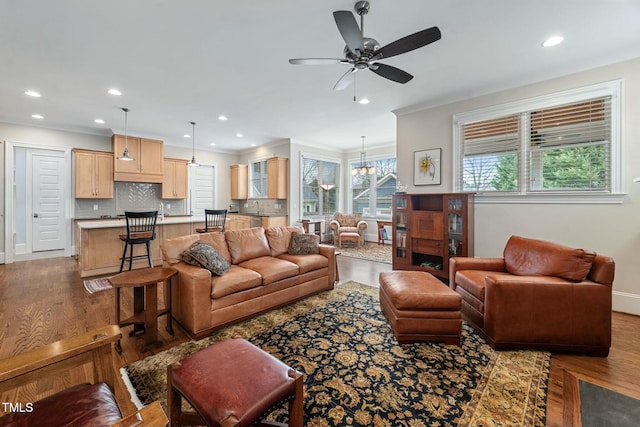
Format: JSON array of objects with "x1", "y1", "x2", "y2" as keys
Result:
[
  {"x1": 196, "y1": 209, "x2": 227, "y2": 233},
  {"x1": 119, "y1": 210, "x2": 158, "y2": 272}
]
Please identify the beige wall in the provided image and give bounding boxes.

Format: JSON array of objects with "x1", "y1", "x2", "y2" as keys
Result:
[{"x1": 395, "y1": 57, "x2": 640, "y2": 315}]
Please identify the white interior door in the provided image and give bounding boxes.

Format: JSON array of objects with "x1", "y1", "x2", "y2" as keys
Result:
[{"x1": 30, "y1": 153, "x2": 65, "y2": 252}]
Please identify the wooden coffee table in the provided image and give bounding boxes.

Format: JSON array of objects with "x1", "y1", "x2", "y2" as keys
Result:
[{"x1": 109, "y1": 267, "x2": 177, "y2": 352}]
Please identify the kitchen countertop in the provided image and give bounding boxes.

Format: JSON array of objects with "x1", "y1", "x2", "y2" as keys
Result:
[{"x1": 76, "y1": 213, "x2": 287, "y2": 229}]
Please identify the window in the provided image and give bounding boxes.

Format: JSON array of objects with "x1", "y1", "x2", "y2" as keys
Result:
[
  {"x1": 350, "y1": 156, "x2": 396, "y2": 217},
  {"x1": 249, "y1": 160, "x2": 267, "y2": 198},
  {"x1": 301, "y1": 155, "x2": 340, "y2": 217},
  {"x1": 453, "y1": 81, "x2": 622, "y2": 202}
]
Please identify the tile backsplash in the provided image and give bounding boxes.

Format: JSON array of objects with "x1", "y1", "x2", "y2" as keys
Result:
[{"x1": 74, "y1": 182, "x2": 185, "y2": 219}]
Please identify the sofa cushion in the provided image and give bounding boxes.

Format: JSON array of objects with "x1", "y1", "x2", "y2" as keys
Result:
[
  {"x1": 288, "y1": 232, "x2": 320, "y2": 255},
  {"x1": 278, "y1": 253, "x2": 328, "y2": 274},
  {"x1": 338, "y1": 226, "x2": 359, "y2": 234},
  {"x1": 181, "y1": 241, "x2": 231, "y2": 276},
  {"x1": 503, "y1": 235, "x2": 596, "y2": 281},
  {"x1": 225, "y1": 227, "x2": 271, "y2": 264},
  {"x1": 265, "y1": 226, "x2": 304, "y2": 257},
  {"x1": 210, "y1": 265, "x2": 262, "y2": 299},
  {"x1": 239, "y1": 256, "x2": 299, "y2": 285},
  {"x1": 198, "y1": 231, "x2": 232, "y2": 262},
  {"x1": 160, "y1": 234, "x2": 201, "y2": 264}
]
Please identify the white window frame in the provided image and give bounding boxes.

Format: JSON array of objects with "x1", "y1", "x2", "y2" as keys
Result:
[
  {"x1": 349, "y1": 153, "x2": 396, "y2": 218},
  {"x1": 452, "y1": 80, "x2": 624, "y2": 203},
  {"x1": 248, "y1": 156, "x2": 269, "y2": 198},
  {"x1": 299, "y1": 152, "x2": 341, "y2": 219}
]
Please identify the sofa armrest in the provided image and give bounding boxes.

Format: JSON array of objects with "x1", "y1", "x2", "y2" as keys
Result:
[
  {"x1": 449, "y1": 257, "x2": 506, "y2": 289},
  {"x1": 319, "y1": 244, "x2": 336, "y2": 287},
  {"x1": 168, "y1": 262, "x2": 213, "y2": 335},
  {"x1": 329, "y1": 220, "x2": 339, "y2": 232},
  {"x1": 484, "y1": 276, "x2": 612, "y2": 348}
]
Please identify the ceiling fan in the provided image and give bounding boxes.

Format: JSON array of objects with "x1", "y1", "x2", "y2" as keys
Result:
[{"x1": 289, "y1": 1, "x2": 441, "y2": 91}]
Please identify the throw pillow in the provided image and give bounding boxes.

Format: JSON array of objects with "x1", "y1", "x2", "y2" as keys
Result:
[
  {"x1": 288, "y1": 232, "x2": 320, "y2": 255},
  {"x1": 180, "y1": 241, "x2": 231, "y2": 276}
]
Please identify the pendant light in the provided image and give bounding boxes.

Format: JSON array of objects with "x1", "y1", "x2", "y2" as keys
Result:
[
  {"x1": 188, "y1": 121, "x2": 199, "y2": 167},
  {"x1": 351, "y1": 136, "x2": 375, "y2": 176},
  {"x1": 117, "y1": 107, "x2": 135, "y2": 161}
]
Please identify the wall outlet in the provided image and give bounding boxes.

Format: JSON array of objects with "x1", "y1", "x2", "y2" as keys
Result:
[
  {"x1": 244, "y1": 203, "x2": 249, "y2": 208},
  {"x1": 167, "y1": 203, "x2": 171, "y2": 209},
  {"x1": 93, "y1": 204, "x2": 98, "y2": 210}
]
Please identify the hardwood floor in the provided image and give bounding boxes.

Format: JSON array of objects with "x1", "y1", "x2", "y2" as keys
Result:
[{"x1": 1, "y1": 255, "x2": 639, "y2": 425}]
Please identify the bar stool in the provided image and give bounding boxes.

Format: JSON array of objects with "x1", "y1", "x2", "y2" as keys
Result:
[
  {"x1": 168, "y1": 338, "x2": 304, "y2": 427},
  {"x1": 195, "y1": 209, "x2": 227, "y2": 233},
  {"x1": 119, "y1": 211, "x2": 158, "y2": 272}
]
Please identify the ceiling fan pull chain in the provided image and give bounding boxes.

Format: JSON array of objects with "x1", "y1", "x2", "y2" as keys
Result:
[{"x1": 353, "y1": 72, "x2": 357, "y2": 102}]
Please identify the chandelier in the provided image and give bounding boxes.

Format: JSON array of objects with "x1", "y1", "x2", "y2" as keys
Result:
[{"x1": 351, "y1": 136, "x2": 375, "y2": 176}]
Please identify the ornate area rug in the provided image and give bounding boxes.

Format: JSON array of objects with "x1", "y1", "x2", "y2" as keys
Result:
[
  {"x1": 121, "y1": 282, "x2": 549, "y2": 426},
  {"x1": 336, "y1": 242, "x2": 392, "y2": 264}
]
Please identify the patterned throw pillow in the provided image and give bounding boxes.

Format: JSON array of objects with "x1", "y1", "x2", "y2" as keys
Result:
[
  {"x1": 180, "y1": 241, "x2": 231, "y2": 276},
  {"x1": 288, "y1": 232, "x2": 320, "y2": 255}
]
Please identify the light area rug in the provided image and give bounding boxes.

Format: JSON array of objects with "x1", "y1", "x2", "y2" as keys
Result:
[
  {"x1": 121, "y1": 282, "x2": 549, "y2": 426},
  {"x1": 83, "y1": 276, "x2": 113, "y2": 294},
  {"x1": 336, "y1": 242, "x2": 392, "y2": 264}
]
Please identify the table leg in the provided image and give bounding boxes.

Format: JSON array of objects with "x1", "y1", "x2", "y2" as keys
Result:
[
  {"x1": 115, "y1": 288, "x2": 122, "y2": 353},
  {"x1": 143, "y1": 282, "x2": 158, "y2": 351},
  {"x1": 131, "y1": 286, "x2": 145, "y2": 336},
  {"x1": 166, "y1": 277, "x2": 173, "y2": 335}
]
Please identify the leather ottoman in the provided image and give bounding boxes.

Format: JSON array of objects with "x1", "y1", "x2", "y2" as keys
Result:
[
  {"x1": 167, "y1": 337, "x2": 304, "y2": 426},
  {"x1": 379, "y1": 271, "x2": 462, "y2": 345}
]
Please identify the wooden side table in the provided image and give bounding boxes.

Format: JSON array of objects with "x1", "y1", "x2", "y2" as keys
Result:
[
  {"x1": 109, "y1": 267, "x2": 177, "y2": 352},
  {"x1": 300, "y1": 219, "x2": 322, "y2": 238}
]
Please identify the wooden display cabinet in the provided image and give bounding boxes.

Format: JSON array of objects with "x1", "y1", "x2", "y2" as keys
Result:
[
  {"x1": 73, "y1": 149, "x2": 114, "y2": 198},
  {"x1": 392, "y1": 193, "x2": 474, "y2": 281}
]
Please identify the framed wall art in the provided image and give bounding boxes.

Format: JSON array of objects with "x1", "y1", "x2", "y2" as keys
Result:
[{"x1": 414, "y1": 148, "x2": 441, "y2": 185}]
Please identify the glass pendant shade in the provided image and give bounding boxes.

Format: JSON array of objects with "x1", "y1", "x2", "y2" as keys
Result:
[{"x1": 117, "y1": 107, "x2": 135, "y2": 161}]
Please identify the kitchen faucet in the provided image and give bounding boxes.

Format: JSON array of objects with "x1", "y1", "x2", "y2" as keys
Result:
[{"x1": 254, "y1": 200, "x2": 260, "y2": 215}]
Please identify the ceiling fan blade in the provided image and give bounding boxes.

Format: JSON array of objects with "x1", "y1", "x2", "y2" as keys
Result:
[
  {"x1": 375, "y1": 26, "x2": 441, "y2": 59},
  {"x1": 289, "y1": 58, "x2": 348, "y2": 65},
  {"x1": 333, "y1": 68, "x2": 356, "y2": 91},
  {"x1": 370, "y1": 63, "x2": 413, "y2": 84},
  {"x1": 333, "y1": 10, "x2": 363, "y2": 53}
]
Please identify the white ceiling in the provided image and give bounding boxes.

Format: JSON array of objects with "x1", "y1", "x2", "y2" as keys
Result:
[{"x1": 1, "y1": 0, "x2": 639, "y2": 154}]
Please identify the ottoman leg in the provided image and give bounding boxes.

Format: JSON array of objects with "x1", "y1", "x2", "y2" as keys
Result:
[
  {"x1": 288, "y1": 369, "x2": 304, "y2": 427},
  {"x1": 167, "y1": 362, "x2": 182, "y2": 427}
]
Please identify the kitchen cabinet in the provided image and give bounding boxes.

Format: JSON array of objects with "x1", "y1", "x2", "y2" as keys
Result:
[
  {"x1": 230, "y1": 164, "x2": 248, "y2": 199},
  {"x1": 267, "y1": 157, "x2": 288, "y2": 199},
  {"x1": 227, "y1": 214, "x2": 251, "y2": 231},
  {"x1": 112, "y1": 134, "x2": 164, "y2": 183},
  {"x1": 73, "y1": 149, "x2": 114, "y2": 198},
  {"x1": 162, "y1": 158, "x2": 188, "y2": 199},
  {"x1": 392, "y1": 193, "x2": 474, "y2": 281},
  {"x1": 261, "y1": 216, "x2": 288, "y2": 228}
]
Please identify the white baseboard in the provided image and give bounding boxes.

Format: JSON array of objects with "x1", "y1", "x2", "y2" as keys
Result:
[
  {"x1": 613, "y1": 291, "x2": 640, "y2": 316},
  {"x1": 0, "y1": 251, "x2": 4, "y2": 263}
]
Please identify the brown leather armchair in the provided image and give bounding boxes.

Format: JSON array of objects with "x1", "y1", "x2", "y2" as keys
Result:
[
  {"x1": 450, "y1": 235, "x2": 615, "y2": 356},
  {"x1": 0, "y1": 325, "x2": 167, "y2": 426}
]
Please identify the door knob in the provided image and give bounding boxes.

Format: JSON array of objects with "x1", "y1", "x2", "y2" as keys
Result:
[{"x1": 33, "y1": 213, "x2": 39, "y2": 218}]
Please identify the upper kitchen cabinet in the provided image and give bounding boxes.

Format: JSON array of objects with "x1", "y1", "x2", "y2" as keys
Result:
[
  {"x1": 230, "y1": 164, "x2": 248, "y2": 200},
  {"x1": 73, "y1": 149, "x2": 114, "y2": 199},
  {"x1": 162, "y1": 158, "x2": 188, "y2": 199},
  {"x1": 267, "y1": 157, "x2": 288, "y2": 199},
  {"x1": 112, "y1": 134, "x2": 164, "y2": 183}
]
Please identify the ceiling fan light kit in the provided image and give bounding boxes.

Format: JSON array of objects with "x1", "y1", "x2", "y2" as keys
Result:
[{"x1": 289, "y1": 1, "x2": 441, "y2": 91}]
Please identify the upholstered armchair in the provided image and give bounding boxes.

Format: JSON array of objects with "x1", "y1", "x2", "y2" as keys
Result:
[{"x1": 330, "y1": 212, "x2": 368, "y2": 245}]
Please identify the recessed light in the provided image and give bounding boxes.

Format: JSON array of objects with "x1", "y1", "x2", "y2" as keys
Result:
[
  {"x1": 184, "y1": 134, "x2": 191, "y2": 138},
  {"x1": 94, "y1": 119, "x2": 105, "y2": 124},
  {"x1": 218, "y1": 115, "x2": 228, "y2": 121},
  {"x1": 251, "y1": 144, "x2": 256, "y2": 147},
  {"x1": 542, "y1": 36, "x2": 564, "y2": 47},
  {"x1": 25, "y1": 90, "x2": 41, "y2": 97},
  {"x1": 108, "y1": 88, "x2": 122, "y2": 96},
  {"x1": 210, "y1": 142, "x2": 216, "y2": 146},
  {"x1": 358, "y1": 97, "x2": 370, "y2": 104},
  {"x1": 236, "y1": 133, "x2": 243, "y2": 138},
  {"x1": 32, "y1": 114, "x2": 44, "y2": 119}
]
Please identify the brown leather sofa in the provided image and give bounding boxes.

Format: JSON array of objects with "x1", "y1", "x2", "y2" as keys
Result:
[
  {"x1": 450, "y1": 235, "x2": 615, "y2": 356},
  {"x1": 161, "y1": 226, "x2": 335, "y2": 339}
]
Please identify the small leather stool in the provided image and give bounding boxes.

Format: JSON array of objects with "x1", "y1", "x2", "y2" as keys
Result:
[
  {"x1": 379, "y1": 271, "x2": 462, "y2": 345},
  {"x1": 167, "y1": 337, "x2": 304, "y2": 427}
]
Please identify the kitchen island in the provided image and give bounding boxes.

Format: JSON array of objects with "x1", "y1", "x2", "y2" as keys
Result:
[{"x1": 75, "y1": 214, "x2": 287, "y2": 278}]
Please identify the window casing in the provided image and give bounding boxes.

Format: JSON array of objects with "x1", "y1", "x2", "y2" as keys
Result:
[
  {"x1": 301, "y1": 155, "x2": 340, "y2": 217},
  {"x1": 453, "y1": 80, "x2": 622, "y2": 202},
  {"x1": 350, "y1": 156, "x2": 396, "y2": 217}
]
